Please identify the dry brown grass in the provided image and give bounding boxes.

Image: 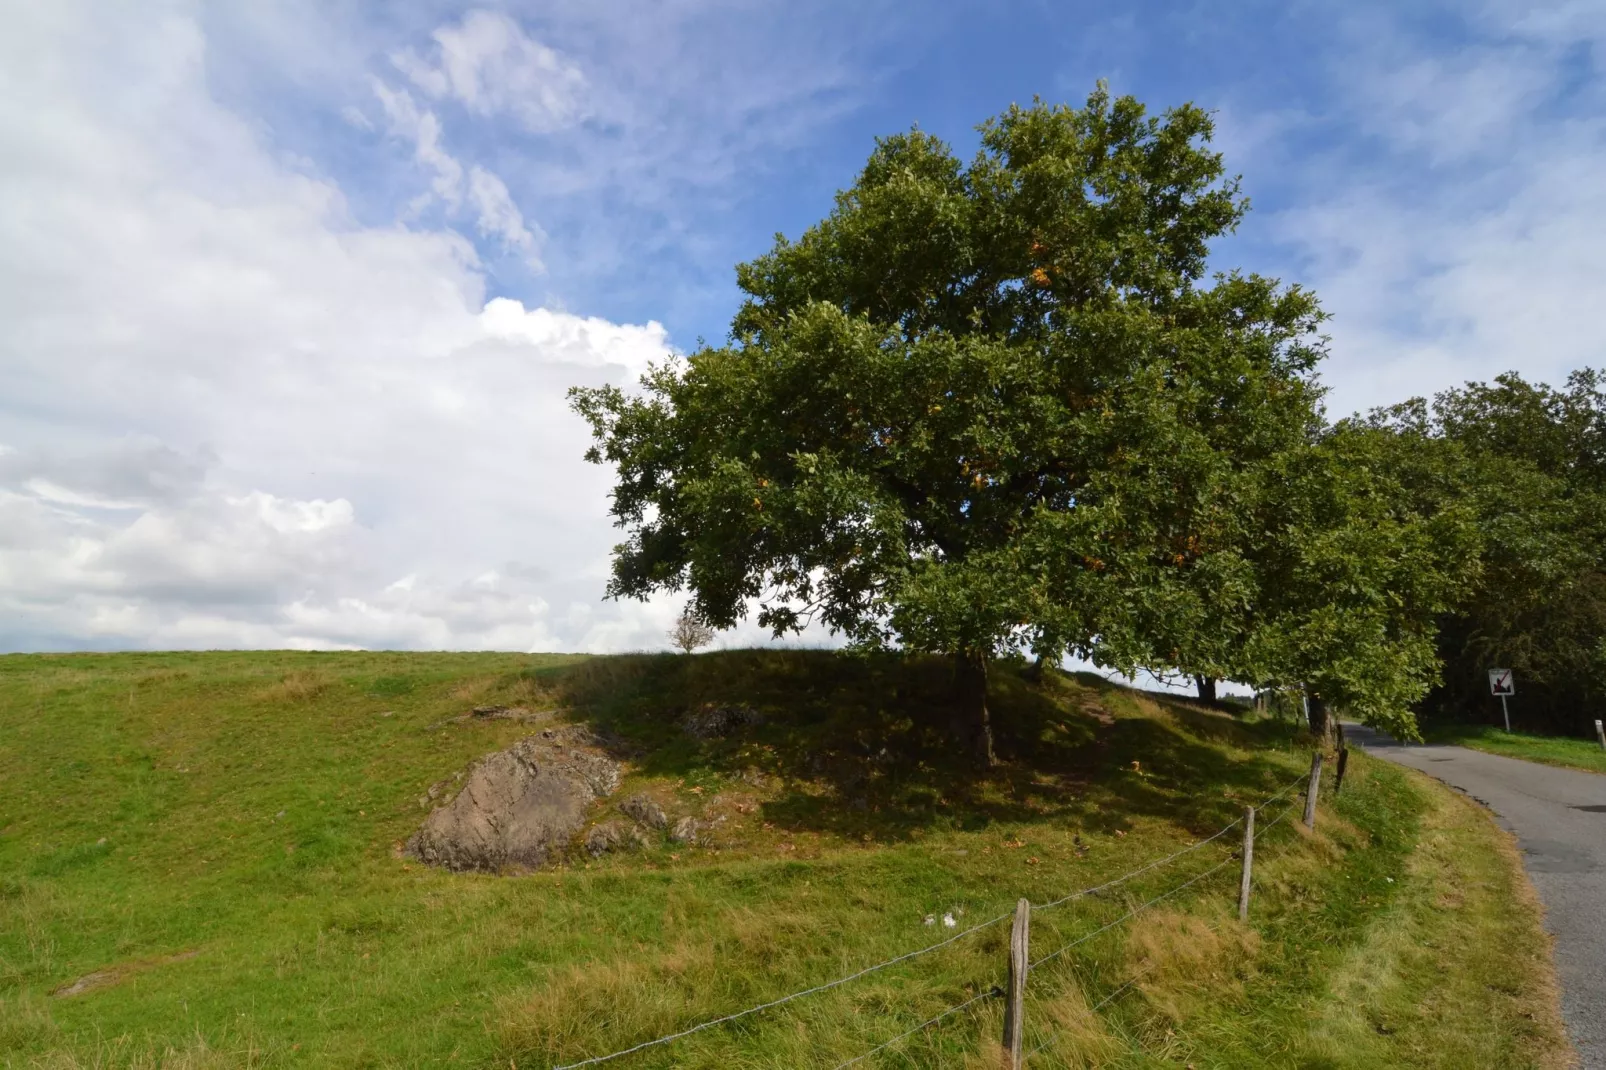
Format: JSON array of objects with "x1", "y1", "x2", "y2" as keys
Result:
[
  {"x1": 254, "y1": 669, "x2": 331, "y2": 703},
  {"x1": 963, "y1": 1037, "x2": 1012, "y2": 1069},
  {"x1": 447, "y1": 675, "x2": 499, "y2": 702},
  {"x1": 1123, "y1": 908, "x2": 1259, "y2": 1020},
  {"x1": 504, "y1": 674, "x2": 557, "y2": 707},
  {"x1": 495, "y1": 940, "x2": 720, "y2": 1063},
  {"x1": 25, "y1": 1028, "x2": 281, "y2": 1069},
  {"x1": 1033, "y1": 975, "x2": 1124, "y2": 1068}
]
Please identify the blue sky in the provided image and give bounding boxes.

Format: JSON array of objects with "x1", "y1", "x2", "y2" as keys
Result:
[
  {"x1": 192, "y1": 0, "x2": 1606, "y2": 412},
  {"x1": 1, "y1": 0, "x2": 1602, "y2": 654}
]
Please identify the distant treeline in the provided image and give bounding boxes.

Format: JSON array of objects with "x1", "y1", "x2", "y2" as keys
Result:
[{"x1": 1380, "y1": 371, "x2": 1606, "y2": 737}]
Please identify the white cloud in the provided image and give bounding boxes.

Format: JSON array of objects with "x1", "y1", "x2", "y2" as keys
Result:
[
  {"x1": 1255, "y1": 3, "x2": 1606, "y2": 418},
  {"x1": 372, "y1": 79, "x2": 543, "y2": 263},
  {"x1": 392, "y1": 9, "x2": 588, "y2": 133},
  {"x1": 467, "y1": 165, "x2": 541, "y2": 259},
  {"x1": 372, "y1": 79, "x2": 464, "y2": 211},
  {"x1": 339, "y1": 103, "x2": 373, "y2": 131},
  {"x1": 0, "y1": 2, "x2": 683, "y2": 653}
]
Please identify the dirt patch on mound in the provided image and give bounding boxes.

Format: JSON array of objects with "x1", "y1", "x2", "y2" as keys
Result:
[
  {"x1": 407, "y1": 725, "x2": 622, "y2": 872},
  {"x1": 53, "y1": 949, "x2": 200, "y2": 998}
]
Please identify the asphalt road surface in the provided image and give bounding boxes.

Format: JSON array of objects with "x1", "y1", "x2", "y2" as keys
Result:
[{"x1": 1344, "y1": 723, "x2": 1606, "y2": 1069}]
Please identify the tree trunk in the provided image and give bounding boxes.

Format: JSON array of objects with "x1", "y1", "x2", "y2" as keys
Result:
[
  {"x1": 953, "y1": 650, "x2": 996, "y2": 769},
  {"x1": 1027, "y1": 654, "x2": 1046, "y2": 684},
  {"x1": 1307, "y1": 692, "x2": 1330, "y2": 740},
  {"x1": 1193, "y1": 676, "x2": 1218, "y2": 704}
]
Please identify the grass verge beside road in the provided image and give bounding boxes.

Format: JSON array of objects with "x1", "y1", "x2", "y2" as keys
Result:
[
  {"x1": 0, "y1": 651, "x2": 1576, "y2": 1068},
  {"x1": 1157, "y1": 765, "x2": 1575, "y2": 1070},
  {"x1": 1423, "y1": 722, "x2": 1606, "y2": 775}
]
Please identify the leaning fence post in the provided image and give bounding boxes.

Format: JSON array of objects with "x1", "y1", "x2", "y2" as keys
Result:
[
  {"x1": 1003, "y1": 897, "x2": 1030, "y2": 1069},
  {"x1": 1303, "y1": 752, "x2": 1323, "y2": 829},
  {"x1": 1596, "y1": 720, "x2": 1605, "y2": 752},
  {"x1": 1237, "y1": 806, "x2": 1256, "y2": 922}
]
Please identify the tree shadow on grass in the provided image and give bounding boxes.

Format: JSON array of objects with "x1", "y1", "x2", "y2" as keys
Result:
[{"x1": 515, "y1": 649, "x2": 1308, "y2": 846}]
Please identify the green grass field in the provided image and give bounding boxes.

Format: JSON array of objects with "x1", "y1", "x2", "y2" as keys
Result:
[
  {"x1": 0, "y1": 650, "x2": 1574, "y2": 1068},
  {"x1": 1423, "y1": 722, "x2": 1606, "y2": 775}
]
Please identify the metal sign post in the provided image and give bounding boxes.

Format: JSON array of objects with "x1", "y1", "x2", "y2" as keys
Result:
[{"x1": 1488, "y1": 668, "x2": 1515, "y2": 732}]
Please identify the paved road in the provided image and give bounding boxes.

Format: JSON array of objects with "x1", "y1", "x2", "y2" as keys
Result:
[{"x1": 1344, "y1": 723, "x2": 1606, "y2": 1069}]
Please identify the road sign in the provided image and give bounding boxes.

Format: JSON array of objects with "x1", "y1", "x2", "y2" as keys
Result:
[
  {"x1": 1489, "y1": 669, "x2": 1515, "y2": 732},
  {"x1": 1488, "y1": 669, "x2": 1515, "y2": 696}
]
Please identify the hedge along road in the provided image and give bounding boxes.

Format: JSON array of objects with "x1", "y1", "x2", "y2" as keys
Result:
[{"x1": 1346, "y1": 722, "x2": 1606, "y2": 1069}]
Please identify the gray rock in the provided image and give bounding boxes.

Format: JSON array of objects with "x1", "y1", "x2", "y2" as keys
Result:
[
  {"x1": 619, "y1": 792, "x2": 668, "y2": 830},
  {"x1": 585, "y1": 819, "x2": 644, "y2": 857},
  {"x1": 682, "y1": 702, "x2": 762, "y2": 740},
  {"x1": 670, "y1": 816, "x2": 701, "y2": 844},
  {"x1": 470, "y1": 705, "x2": 552, "y2": 723},
  {"x1": 406, "y1": 726, "x2": 621, "y2": 872}
]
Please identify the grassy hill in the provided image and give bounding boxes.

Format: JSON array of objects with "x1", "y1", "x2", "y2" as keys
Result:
[{"x1": 0, "y1": 650, "x2": 1573, "y2": 1068}]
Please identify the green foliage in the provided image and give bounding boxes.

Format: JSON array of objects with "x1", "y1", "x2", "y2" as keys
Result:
[
  {"x1": 1237, "y1": 423, "x2": 1480, "y2": 739},
  {"x1": 1373, "y1": 370, "x2": 1606, "y2": 736},
  {"x1": 1115, "y1": 414, "x2": 1484, "y2": 739},
  {"x1": 572, "y1": 88, "x2": 1326, "y2": 680}
]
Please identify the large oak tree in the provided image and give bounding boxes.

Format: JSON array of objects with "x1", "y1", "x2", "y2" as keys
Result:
[{"x1": 573, "y1": 88, "x2": 1328, "y2": 765}]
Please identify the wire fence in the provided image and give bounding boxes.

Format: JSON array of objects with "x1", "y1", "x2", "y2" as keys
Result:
[
  {"x1": 552, "y1": 768, "x2": 1317, "y2": 1070},
  {"x1": 1022, "y1": 966, "x2": 1151, "y2": 1061},
  {"x1": 837, "y1": 796, "x2": 1306, "y2": 1068}
]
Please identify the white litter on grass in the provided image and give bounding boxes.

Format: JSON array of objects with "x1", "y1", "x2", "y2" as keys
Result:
[
  {"x1": 923, "y1": 915, "x2": 936, "y2": 926},
  {"x1": 942, "y1": 913, "x2": 957, "y2": 928}
]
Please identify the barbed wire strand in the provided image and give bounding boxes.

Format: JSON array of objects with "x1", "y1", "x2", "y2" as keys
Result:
[
  {"x1": 1023, "y1": 967, "x2": 1151, "y2": 1061},
  {"x1": 1022, "y1": 799, "x2": 1304, "y2": 1062},
  {"x1": 1258, "y1": 770, "x2": 1310, "y2": 807},
  {"x1": 550, "y1": 907, "x2": 1014, "y2": 1069},
  {"x1": 829, "y1": 984, "x2": 1004, "y2": 1070},
  {"x1": 1031, "y1": 769, "x2": 1302, "y2": 915},
  {"x1": 552, "y1": 769, "x2": 1310, "y2": 1068},
  {"x1": 1031, "y1": 856, "x2": 1235, "y2": 971}
]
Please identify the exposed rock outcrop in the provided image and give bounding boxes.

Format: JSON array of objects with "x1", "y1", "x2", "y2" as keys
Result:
[
  {"x1": 682, "y1": 702, "x2": 761, "y2": 739},
  {"x1": 407, "y1": 726, "x2": 620, "y2": 872},
  {"x1": 619, "y1": 792, "x2": 668, "y2": 830},
  {"x1": 585, "y1": 819, "x2": 652, "y2": 857}
]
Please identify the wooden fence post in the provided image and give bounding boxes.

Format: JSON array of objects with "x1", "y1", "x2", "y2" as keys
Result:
[
  {"x1": 1596, "y1": 720, "x2": 1605, "y2": 752},
  {"x1": 1237, "y1": 806, "x2": 1256, "y2": 922},
  {"x1": 1303, "y1": 752, "x2": 1323, "y2": 829},
  {"x1": 1003, "y1": 897, "x2": 1029, "y2": 1069}
]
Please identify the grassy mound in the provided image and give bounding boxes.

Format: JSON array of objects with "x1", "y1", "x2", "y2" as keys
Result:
[{"x1": 0, "y1": 650, "x2": 1571, "y2": 1068}]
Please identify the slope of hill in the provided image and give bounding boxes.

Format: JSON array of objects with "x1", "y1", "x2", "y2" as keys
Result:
[{"x1": 0, "y1": 650, "x2": 1572, "y2": 1068}]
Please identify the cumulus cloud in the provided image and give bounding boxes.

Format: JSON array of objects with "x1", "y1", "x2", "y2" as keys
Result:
[
  {"x1": 391, "y1": 9, "x2": 588, "y2": 133},
  {"x1": 0, "y1": 2, "x2": 680, "y2": 653}
]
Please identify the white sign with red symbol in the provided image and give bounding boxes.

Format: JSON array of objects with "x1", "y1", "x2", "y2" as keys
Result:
[{"x1": 1488, "y1": 668, "x2": 1516, "y2": 697}]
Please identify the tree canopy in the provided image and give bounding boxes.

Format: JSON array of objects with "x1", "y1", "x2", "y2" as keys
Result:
[
  {"x1": 1374, "y1": 370, "x2": 1606, "y2": 736},
  {"x1": 572, "y1": 87, "x2": 1470, "y2": 759}
]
